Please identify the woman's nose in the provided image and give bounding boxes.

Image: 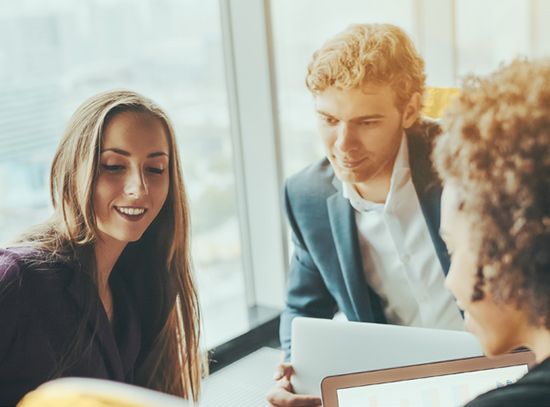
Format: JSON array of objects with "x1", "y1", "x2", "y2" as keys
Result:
[{"x1": 124, "y1": 168, "x2": 148, "y2": 198}]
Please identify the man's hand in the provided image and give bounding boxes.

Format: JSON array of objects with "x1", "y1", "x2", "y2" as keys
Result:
[{"x1": 266, "y1": 363, "x2": 322, "y2": 406}]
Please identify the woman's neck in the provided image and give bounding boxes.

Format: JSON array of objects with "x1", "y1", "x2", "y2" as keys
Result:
[
  {"x1": 94, "y1": 235, "x2": 126, "y2": 292},
  {"x1": 526, "y1": 327, "x2": 550, "y2": 363}
]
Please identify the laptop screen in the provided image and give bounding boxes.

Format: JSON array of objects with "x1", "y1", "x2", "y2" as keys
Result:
[{"x1": 336, "y1": 363, "x2": 528, "y2": 407}]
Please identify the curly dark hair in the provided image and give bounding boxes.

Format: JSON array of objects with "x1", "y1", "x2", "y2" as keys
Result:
[{"x1": 434, "y1": 59, "x2": 550, "y2": 329}]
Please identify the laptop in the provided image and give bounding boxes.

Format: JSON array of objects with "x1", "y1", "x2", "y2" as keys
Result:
[
  {"x1": 321, "y1": 350, "x2": 536, "y2": 407},
  {"x1": 291, "y1": 317, "x2": 483, "y2": 396}
]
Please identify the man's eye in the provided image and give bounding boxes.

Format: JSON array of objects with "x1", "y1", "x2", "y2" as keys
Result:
[
  {"x1": 101, "y1": 164, "x2": 125, "y2": 172},
  {"x1": 321, "y1": 116, "x2": 338, "y2": 125},
  {"x1": 361, "y1": 120, "x2": 378, "y2": 126}
]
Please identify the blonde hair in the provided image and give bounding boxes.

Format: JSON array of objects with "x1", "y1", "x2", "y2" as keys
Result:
[
  {"x1": 15, "y1": 90, "x2": 204, "y2": 400},
  {"x1": 306, "y1": 23, "x2": 426, "y2": 110},
  {"x1": 434, "y1": 59, "x2": 550, "y2": 328}
]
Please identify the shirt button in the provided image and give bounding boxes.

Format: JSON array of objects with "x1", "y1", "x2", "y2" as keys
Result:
[{"x1": 402, "y1": 254, "x2": 411, "y2": 264}]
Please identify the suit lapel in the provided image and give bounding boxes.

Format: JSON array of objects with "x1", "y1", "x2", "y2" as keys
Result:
[
  {"x1": 327, "y1": 183, "x2": 385, "y2": 323},
  {"x1": 65, "y1": 267, "x2": 125, "y2": 380},
  {"x1": 407, "y1": 130, "x2": 451, "y2": 275}
]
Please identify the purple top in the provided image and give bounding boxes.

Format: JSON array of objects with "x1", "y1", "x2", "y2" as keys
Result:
[{"x1": 0, "y1": 247, "x2": 145, "y2": 406}]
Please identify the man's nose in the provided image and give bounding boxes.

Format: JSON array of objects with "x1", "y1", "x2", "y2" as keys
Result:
[{"x1": 335, "y1": 123, "x2": 357, "y2": 153}]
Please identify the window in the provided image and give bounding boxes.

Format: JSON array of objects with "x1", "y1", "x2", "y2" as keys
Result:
[
  {"x1": 456, "y1": 0, "x2": 529, "y2": 77},
  {"x1": 0, "y1": 0, "x2": 246, "y2": 349},
  {"x1": 3, "y1": 0, "x2": 549, "y2": 353}
]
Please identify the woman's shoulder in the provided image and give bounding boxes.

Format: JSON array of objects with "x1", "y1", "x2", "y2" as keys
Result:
[
  {"x1": 0, "y1": 248, "x2": 47, "y2": 354},
  {"x1": 0, "y1": 247, "x2": 32, "y2": 284},
  {"x1": 465, "y1": 359, "x2": 550, "y2": 407},
  {"x1": 466, "y1": 385, "x2": 550, "y2": 407},
  {"x1": 0, "y1": 247, "x2": 77, "y2": 344},
  {"x1": 0, "y1": 246, "x2": 74, "y2": 289}
]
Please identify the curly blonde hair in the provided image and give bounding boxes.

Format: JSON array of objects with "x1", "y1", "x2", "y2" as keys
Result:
[
  {"x1": 305, "y1": 23, "x2": 426, "y2": 110},
  {"x1": 434, "y1": 59, "x2": 550, "y2": 328}
]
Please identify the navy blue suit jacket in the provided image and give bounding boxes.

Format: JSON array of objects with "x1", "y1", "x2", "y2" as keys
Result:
[
  {"x1": 0, "y1": 247, "x2": 160, "y2": 406},
  {"x1": 280, "y1": 120, "x2": 452, "y2": 360}
]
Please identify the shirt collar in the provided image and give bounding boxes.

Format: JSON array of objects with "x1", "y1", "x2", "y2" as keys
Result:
[{"x1": 343, "y1": 132, "x2": 410, "y2": 213}]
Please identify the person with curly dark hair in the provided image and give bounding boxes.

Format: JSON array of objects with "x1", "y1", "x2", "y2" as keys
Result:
[{"x1": 435, "y1": 59, "x2": 550, "y2": 406}]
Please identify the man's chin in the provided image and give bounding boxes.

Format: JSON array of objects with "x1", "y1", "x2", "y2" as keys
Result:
[{"x1": 334, "y1": 168, "x2": 370, "y2": 184}]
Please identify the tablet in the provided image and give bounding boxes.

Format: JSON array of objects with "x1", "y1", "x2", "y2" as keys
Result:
[{"x1": 321, "y1": 351, "x2": 536, "y2": 407}]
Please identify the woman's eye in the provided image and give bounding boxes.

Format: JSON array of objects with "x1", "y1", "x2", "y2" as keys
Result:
[
  {"x1": 147, "y1": 167, "x2": 165, "y2": 175},
  {"x1": 101, "y1": 164, "x2": 125, "y2": 172}
]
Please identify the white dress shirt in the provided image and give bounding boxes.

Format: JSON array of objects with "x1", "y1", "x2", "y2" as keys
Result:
[{"x1": 343, "y1": 133, "x2": 463, "y2": 330}]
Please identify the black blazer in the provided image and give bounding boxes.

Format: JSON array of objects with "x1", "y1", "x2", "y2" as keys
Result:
[
  {"x1": 465, "y1": 357, "x2": 550, "y2": 406},
  {"x1": 0, "y1": 247, "x2": 159, "y2": 406}
]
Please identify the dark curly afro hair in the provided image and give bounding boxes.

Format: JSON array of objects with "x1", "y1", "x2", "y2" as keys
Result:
[{"x1": 434, "y1": 59, "x2": 550, "y2": 329}]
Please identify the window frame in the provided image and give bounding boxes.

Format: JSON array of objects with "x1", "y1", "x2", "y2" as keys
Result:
[{"x1": 219, "y1": 0, "x2": 288, "y2": 314}]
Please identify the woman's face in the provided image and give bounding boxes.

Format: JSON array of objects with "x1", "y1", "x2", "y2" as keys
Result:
[
  {"x1": 93, "y1": 111, "x2": 170, "y2": 245},
  {"x1": 440, "y1": 185, "x2": 527, "y2": 356}
]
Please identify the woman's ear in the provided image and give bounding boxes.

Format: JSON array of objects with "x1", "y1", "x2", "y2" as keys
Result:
[{"x1": 402, "y1": 92, "x2": 421, "y2": 129}]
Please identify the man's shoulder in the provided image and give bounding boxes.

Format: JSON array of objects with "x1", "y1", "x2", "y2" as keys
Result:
[
  {"x1": 406, "y1": 117, "x2": 442, "y2": 150},
  {"x1": 286, "y1": 157, "x2": 338, "y2": 199},
  {"x1": 406, "y1": 117, "x2": 443, "y2": 185}
]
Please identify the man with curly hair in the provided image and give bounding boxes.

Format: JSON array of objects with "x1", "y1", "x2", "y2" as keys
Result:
[
  {"x1": 436, "y1": 59, "x2": 550, "y2": 405},
  {"x1": 268, "y1": 24, "x2": 463, "y2": 406}
]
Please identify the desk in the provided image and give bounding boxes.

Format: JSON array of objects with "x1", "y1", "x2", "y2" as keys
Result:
[{"x1": 199, "y1": 347, "x2": 281, "y2": 406}]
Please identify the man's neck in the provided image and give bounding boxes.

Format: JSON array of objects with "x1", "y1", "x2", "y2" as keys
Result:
[
  {"x1": 353, "y1": 174, "x2": 392, "y2": 204},
  {"x1": 352, "y1": 129, "x2": 404, "y2": 203},
  {"x1": 353, "y1": 148, "x2": 397, "y2": 203}
]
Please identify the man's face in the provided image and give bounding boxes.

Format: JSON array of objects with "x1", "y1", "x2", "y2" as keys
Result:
[{"x1": 314, "y1": 84, "x2": 415, "y2": 184}]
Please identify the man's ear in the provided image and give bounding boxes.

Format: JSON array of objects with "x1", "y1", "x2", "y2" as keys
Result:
[{"x1": 402, "y1": 92, "x2": 421, "y2": 129}]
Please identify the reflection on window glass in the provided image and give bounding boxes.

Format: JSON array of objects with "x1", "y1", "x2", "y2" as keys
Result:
[
  {"x1": 456, "y1": 0, "x2": 529, "y2": 78},
  {"x1": 271, "y1": 0, "x2": 414, "y2": 177},
  {"x1": 0, "y1": 0, "x2": 246, "y2": 348}
]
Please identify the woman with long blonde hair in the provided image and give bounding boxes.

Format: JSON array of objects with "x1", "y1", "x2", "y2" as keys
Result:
[{"x1": 0, "y1": 90, "x2": 204, "y2": 405}]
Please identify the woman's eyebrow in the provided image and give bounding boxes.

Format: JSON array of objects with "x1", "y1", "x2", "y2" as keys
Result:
[
  {"x1": 101, "y1": 148, "x2": 168, "y2": 158},
  {"x1": 147, "y1": 151, "x2": 169, "y2": 158}
]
